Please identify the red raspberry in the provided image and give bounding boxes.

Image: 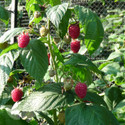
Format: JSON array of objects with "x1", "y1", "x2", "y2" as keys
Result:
[
  {"x1": 70, "y1": 39, "x2": 80, "y2": 53},
  {"x1": 69, "y1": 23, "x2": 80, "y2": 39},
  {"x1": 11, "y1": 88, "x2": 23, "y2": 102},
  {"x1": 75, "y1": 83, "x2": 87, "y2": 99},
  {"x1": 48, "y1": 53, "x2": 50, "y2": 65},
  {"x1": 18, "y1": 33, "x2": 30, "y2": 48}
]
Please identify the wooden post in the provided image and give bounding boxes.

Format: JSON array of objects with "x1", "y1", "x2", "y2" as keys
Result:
[{"x1": 11, "y1": 0, "x2": 18, "y2": 44}]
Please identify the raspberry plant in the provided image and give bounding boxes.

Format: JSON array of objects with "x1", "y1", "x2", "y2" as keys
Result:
[{"x1": 0, "y1": 0, "x2": 123, "y2": 125}]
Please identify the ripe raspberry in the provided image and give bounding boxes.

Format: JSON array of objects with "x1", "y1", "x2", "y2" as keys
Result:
[
  {"x1": 48, "y1": 53, "x2": 50, "y2": 65},
  {"x1": 70, "y1": 39, "x2": 80, "y2": 53},
  {"x1": 11, "y1": 88, "x2": 23, "y2": 102},
  {"x1": 69, "y1": 23, "x2": 80, "y2": 39},
  {"x1": 75, "y1": 83, "x2": 87, "y2": 99},
  {"x1": 18, "y1": 33, "x2": 30, "y2": 48}
]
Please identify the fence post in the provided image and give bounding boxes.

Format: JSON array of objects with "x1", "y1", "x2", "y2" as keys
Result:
[{"x1": 11, "y1": 0, "x2": 18, "y2": 44}]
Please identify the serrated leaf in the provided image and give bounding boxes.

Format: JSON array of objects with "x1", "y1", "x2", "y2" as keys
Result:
[
  {"x1": 59, "y1": 9, "x2": 71, "y2": 38},
  {"x1": 83, "y1": 90, "x2": 108, "y2": 108},
  {"x1": 64, "y1": 54, "x2": 102, "y2": 75},
  {"x1": 46, "y1": 3, "x2": 69, "y2": 28},
  {"x1": 0, "y1": 28, "x2": 25, "y2": 44},
  {"x1": 0, "y1": 109, "x2": 28, "y2": 125},
  {"x1": 0, "y1": 50, "x2": 20, "y2": 97},
  {"x1": 0, "y1": 6, "x2": 9, "y2": 25},
  {"x1": 104, "y1": 86, "x2": 123, "y2": 110},
  {"x1": 74, "y1": 6, "x2": 104, "y2": 55},
  {"x1": 20, "y1": 39, "x2": 48, "y2": 84},
  {"x1": 12, "y1": 83, "x2": 75, "y2": 112},
  {"x1": 65, "y1": 103, "x2": 119, "y2": 125}
]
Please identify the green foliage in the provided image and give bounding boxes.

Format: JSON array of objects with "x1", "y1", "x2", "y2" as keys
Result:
[
  {"x1": 0, "y1": 28, "x2": 25, "y2": 44},
  {"x1": 104, "y1": 86, "x2": 123, "y2": 111},
  {"x1": 0, "y1": 109, "x2": 28, "y2": 125},
  {"x1": 83, "y1": 90, "x2": 108, "y2": 108},
  {"x1": 20, "y1": 39, "x2": 48, "y2": 84},
  {"x1": 74, "y1": 6, "x2": 104, "y2": 55},
  {"x1": 65, "y1": 103, "x2": 119, "y2": 125},
  {"x1": 0, "y1": 0, "x2": 123, "y2": 124},
  {"x1": 46, "y1": 3, "x2": 69, "y2": 28},
  {"x1": 12, "y1": 83, "x2": 74, "y2": 112},
  {"x1": 0, "y1": 50, "x2": 19, "y2": 97},
  {"x1": 0, "y1": 6, "x2": 9, "y2": 25}
]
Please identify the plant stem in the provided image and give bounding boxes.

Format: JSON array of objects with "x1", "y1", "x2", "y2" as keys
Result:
[
  {"x1": 47, "y1": 19, "x2": 58, "y2": 83},
  {"x1": 53, "y1": 109, "x2": 58, "y2": 125}
]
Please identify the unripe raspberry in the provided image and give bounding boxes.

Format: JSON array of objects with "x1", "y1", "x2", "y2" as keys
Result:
[
  {"x1": 49, "y1": 69, "x2": 56, "y2": 77},
  {"x1": 63, "y1": 34, "x2": 71, "y2": 43},
  {"x1": 58, "y1": 111, "x2": 65, "y2": 124},
  {"x1": 75, "y1": 83, "x2": 87, "y2": 99},
  {"x1": 69, "y1": 23, "x2": 80, "y2": 39},
  {"x1": 18, "y1": 33, "x2": 30, "y2": 48},
  {"x1": 53, "y1": 37, "x2": 60, "y2": 43},
  {"x1": 34, "y1": 11, "x2": 41, "y2": 18},
  {"x1": 63, "y1": 77, "x2": 73, "y2": 91},
  {"x1": 39, "y1": 26, "x2": 49, "y2": 37},
  {"x1": 11, "y1": 88, "x2": 23, "y2": 102},
  {"x1": 70, "y1": 39, "x2": 80, "y2": 53}
]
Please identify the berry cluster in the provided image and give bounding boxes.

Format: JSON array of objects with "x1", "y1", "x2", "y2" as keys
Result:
[{"x1": 69, "y1": 23, "x2": 81, "y2": 53}]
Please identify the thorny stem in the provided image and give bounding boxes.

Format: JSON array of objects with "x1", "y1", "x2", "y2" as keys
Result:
[{"x1": 47, "y1": 19, "x2": 58, "y2": 83}]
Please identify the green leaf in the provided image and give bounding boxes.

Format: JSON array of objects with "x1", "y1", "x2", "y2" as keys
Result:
[
  {"x1": 38, "y1": 112, "x2": 54, "y2": 125},
  {"x1": 46, "y1": 3, "x2": 69, "y2": 28},
  {"x1": 107, "y1": 51, "x2": 123, "y2": 60},
  {"x1": 10, "y1": 69, "x2": 26, "y2": 76},
  {"x1": 74, "y1": 6, "x2": 104, "y2": 55},
  {"x1": 0, "y1": 28, "x2": 25, "y2": 44},
  {"x1": 101, "y1": 62, "x2": 120, "y2": 75},
  {"x1": 0, "y1": 6, "x2": 9, "y2": 25},
  {"x1": 83, "y1": 90, "x2": 108, "y2": 108},
  {"x1": 0, "y1": 50, "x2": 20, "y2": 98},
  {"x1": 59, "y1": 9, "x2": 71, "y2": 38},
  {"x1": 104, "y1": 86, "x2": 123, "y2": 110},
  {"x1": 20, "y1": 39, "x2": 48, "y2": 84},
  {"x1": 71, "y1": 66, "x2": 92, "y2": 85},
  {"x1": 113, "y1": 99, "x2": 125, "y2": 113},
  {"x1": 65, "y1": 103, "x2": 119, "y2": 125},
  {"x1": 64, "y1": 54, "x2": 102, "y2": 75},
  {"x1": 0, "y1": 109, "x2": 28, "y2": 125},
  {"x1": 50, "y1": 0, "x2": 61, "y2": 6},
  {"x1": 0, "y1": 43, "x2": 19, "y2": 56},
  {"x1": 12, "y1": 83, "x2": 75, "y2": 112},
  {"x1": 52, "y1": 43, "x2": 64, "y2": 63}
]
